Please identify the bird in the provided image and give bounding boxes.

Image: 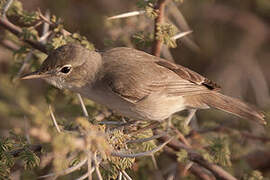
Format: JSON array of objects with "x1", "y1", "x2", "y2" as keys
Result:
[{"x1": 21, "y1": 43, "x2": 266, "y2": 125}]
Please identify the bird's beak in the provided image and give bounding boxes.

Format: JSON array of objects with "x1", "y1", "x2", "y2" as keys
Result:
[{"x1": 20, "y1": 71, "x2": 51, "y2": 80}]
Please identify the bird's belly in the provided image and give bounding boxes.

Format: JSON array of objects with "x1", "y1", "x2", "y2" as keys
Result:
[
  {"x1": 79, "y1": 86, "x2": 186, "y2": 121},
  {"x1": 133, "y1": 93, "x2": 187, "y2": 121}
]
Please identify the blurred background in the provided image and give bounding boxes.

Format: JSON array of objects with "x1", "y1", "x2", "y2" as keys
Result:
[
  {"x1": 13, "y1": 0, "x2": 270, "y2": 107},
  {"x1": 1, "y1": 0, "x2": 270, "y2": 179}
]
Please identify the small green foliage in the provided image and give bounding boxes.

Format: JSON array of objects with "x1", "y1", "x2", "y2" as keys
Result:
[
  {"x1": 129, "y1": 128, "x2": 157, "y2": 153},
  {"x1": 71, "y1": 33, "x2": 95, "y2": 50},
  {"x1": 50, "y1": 35, "x2": 67, "y2": 49},
  {"x1": 207, "y1": 137, "x2": 232, "y2": 167},
  {"x1": 50, "y1": 15, "x2": 61, "y2": 24},
  {"x1": 156, "y1": 23, "x2": 178, "y2": 48},
  {"x1": 145, "y1": 3, "x2": 158, "y2": 19},
  {"x1": 197, "y1": 149, "x2": 213, "y2": 163},
  {"x1": 0, "y1": 134, "x2": 40, "y2": 179},
  {"x1": 0, "y1": 138, "x2": 15, "y2": 168},
  {"x1": 0, "y1": 138, "x2": 13, "y2": 153},
  {"x1": 106, "y1": 129, "x2": 135, "y2": 177},
  {"x1": 21, "y1": 27, "x2": 39, "y2": 41},
  {"x1": 19, "y1": 148, "x2": 40, "y2": 170},
  {"x1": 108, "y1": 156, "x2": 135, "y2": 171},
  {"x1": 6, "y1": 0, "x2": 40, "y2": 27},
  {"x1": 136, "y1": 0, "x2": 157, "y2": 8},
  {"x1": 172, "y1": 115, "x2": 190, "y2": 135},
  {"x1": 0, "y1": 162, "x2": 11, "y2": 180},
  {"x1": 176, "y1": 149, "x2": 189, "y2": 163},
  {"x1": 5, "y1": 0, "x2": 23, "y2": 15},
  {"x1": 132, "y1": 31, "x2": 153, "y2": 48},
  {"x1": 48, "y1": 33, "x2": 94, "y2": 51},
  {"x1": 52, "y1": 133, "x2": 80, "y2": 171},
  {"x1": 104, "y1": 156, "x2": 135, "y2": 179},
  {"x1": 108, "y1": 129, "x2": 130, "y2": 151},
  {"x1": 0, "y1": 0, "x2": 7, "y2": 14},
  {"x1": 13, "y1": 46, "x2": 31, "y2": 61},
  {"x1": 243, "y1": 170, "x2": 264, "y2": 180},
  {"x1": 45, "y1": 86, "x2": 60, "y2": 104}
]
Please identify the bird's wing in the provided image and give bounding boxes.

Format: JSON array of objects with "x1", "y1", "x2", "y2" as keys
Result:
[
  {"x1": 102, "y1": 48, "x2": 220, "y2": 104},
  {"x1": 155, "y1": 60, "x2": 221, "y2": 94}
]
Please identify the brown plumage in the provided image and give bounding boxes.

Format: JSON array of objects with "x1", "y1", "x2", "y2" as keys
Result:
[{"x1": 21, "y1": 44, "x2": 266, "y2": 125}]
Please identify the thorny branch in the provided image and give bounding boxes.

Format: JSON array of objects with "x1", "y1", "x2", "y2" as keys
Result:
[{"x1": 152, "y1": 0, "x2": 169, "y2": 57}]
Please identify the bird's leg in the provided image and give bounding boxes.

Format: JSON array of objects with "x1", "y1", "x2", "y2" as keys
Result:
[
  {"x1": 166, "y1": 116, "x2": 173, "y2": 130},
  {"x1": 185, "y1": 109, "x2": 197, "y2": 126}
]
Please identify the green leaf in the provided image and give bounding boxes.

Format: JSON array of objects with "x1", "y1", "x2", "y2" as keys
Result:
[{"x1": 19, "y1": 148, "x2": 40, "y2": 170}]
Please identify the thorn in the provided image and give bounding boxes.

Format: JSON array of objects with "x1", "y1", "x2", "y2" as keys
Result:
[
  {"x1": 107, "y1": 10, "x2": 145, "y2": 20},
  {"x1": 171, "y1": 30, "x2": 193, "y2": 40}
]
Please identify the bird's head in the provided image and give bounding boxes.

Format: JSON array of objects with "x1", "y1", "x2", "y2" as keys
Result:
[{"x1": 21, "y1": 43, "x2": 102, "y2": 90}]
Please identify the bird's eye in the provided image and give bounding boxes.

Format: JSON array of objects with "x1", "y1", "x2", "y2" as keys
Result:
[{"x1": 60, "y1": 65, "x2": 72, "y2": 74}]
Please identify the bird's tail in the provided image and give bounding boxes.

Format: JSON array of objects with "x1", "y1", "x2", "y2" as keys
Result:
[{"x1": 196, "y1": 92, "x2": 266, "y2": 125}]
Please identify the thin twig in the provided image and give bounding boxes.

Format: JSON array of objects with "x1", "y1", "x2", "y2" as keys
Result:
[
  {"x1": 75, "y1": 168, "x2": 95, "y2": 180},
  {"x1": 48, "y1": 105, "x2": 61, "y2": 133},
  {"x1": 130, "y1": 122, "x2": 159, "y2": 135},
  {"x1": 0, "y1": 39, "x2": 20, "y2": 51},
  {"x1": 38, "y1": 9, "x2": 71, "y2": 36},
  {"x1": 39, "y1": 31, "x2": 52, "y2": 42},
  {"x1": 1, "y1": 0, "x2": 14, "y2": 17},
  {"x1": 127, "y1": 132, "x2": 167, "y2": 144},
  {"x1": 111, "y1": 136, "x2": 174, "y2": 158},
  {"x1": 152, "y1": 0, "x2": 169, "y2": 57},
  {"x1": 167, "y1": 173, "x2": 175, "y2": 180},
  {"x1": 99, "y1": 121, "x2": 127, "y2": 126},
  {"x1": 77, "y1": 93, "x2": 89, "y2": 117},
  {"x1": 39, "y1": 158, "x2": 87, "y2": 178},
  {"x1": 40, "y1": 10, "x2": 50, "y2": 44},
  {"x1": 94, "y1": 151, "x2": 103, "y2": 180},
  {"x1": 0, "y1": 17, "x2": 48, "y2": 53},
  {"x1": 107, "y1": 10, "x2": 145, "y2": 20},
  {"x1": 183, "y1": 162, "x2": 194, "y2": 176},
  {"x1": 75, "y1": 156, "x2": 102, "y2": 180},
  {"x1": 118, "y1": 172, "x2": 123, "y2": 180},
  {"x1": 121, "y1": 171, "x2": 132, "y2": 180},
  {"x1": 185, "y1": 109, "x2": 196, "y2": 125},
  {"x1": 151, "y1": 154, "x2": 158, "y2": 170},
  {"x1": 15, "y1": 51, "x2": 33, "y2": 78},
  {"x1": 88, "y1": 151, "x2": 92, "y2": 180},
  {"x1": 173, "y1": 128, "x2": 191, "y2": 147}
]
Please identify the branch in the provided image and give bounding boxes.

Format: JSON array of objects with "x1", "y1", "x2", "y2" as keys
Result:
[
  {"x1": 0, "y1": 17, "x2": 48, "y2": 53},
  {"x1": 0, "y1": 39, "x2": 20, "y2": 51},
  {"x1": 152, "y1": 0, "x2": 169, "y2": 57},
  {"x1": 154, "y1": 130, "x2": 237, "y2": 180},
  {"x1": 189, "y1": 163, "x2": 216, "y2": 180},
  {"x1": 39, "y1": 158, "x2": 87, "y2": 178}
]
